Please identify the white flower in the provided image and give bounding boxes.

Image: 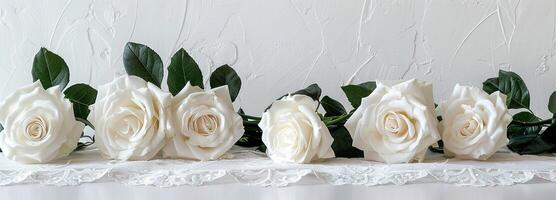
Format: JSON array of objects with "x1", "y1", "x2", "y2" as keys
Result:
[
  {"x1": 438, "y1": 84, "x2": 511, "y2": 160},
  {"x1": 0, "y1": 81, "x2": 84, "y2": 163},
  {"x1": 162, "y1": 83, "x2": 244, "y2": 161},
  {"x1": 345, "y1": 79, "x2": 440, "y2": 163},
  {"x1": 90, "y1": 75, "x2": 171, "y2": 160},
  {"x1": 259, "y1": 95, "x2": 334, "y2": 163}
]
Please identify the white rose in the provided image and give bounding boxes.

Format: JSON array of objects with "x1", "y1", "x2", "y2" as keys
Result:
[
  {"x1": 259, "y1": 95, "x2": 335, "y2": 163},
  {"x1": 90, "y1": 75, "x2": 171, "y2": 160},
  {"x1": 438, "y1": 84, "x2": 511, "y2": 160},
  {"x1": 345, "y1": 79, "x2": 440, "y2": 163},
  {"x1": 162, "y1": 82, "x2": 244, "y2": 161},
  {"x1": 0, "y1": 81, "x2": 84, "y2": 163}
]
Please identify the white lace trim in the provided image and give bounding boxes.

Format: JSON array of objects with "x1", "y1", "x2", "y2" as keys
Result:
[{"x1": 0, "y1": 148, "x2": 555, "y2": 187}]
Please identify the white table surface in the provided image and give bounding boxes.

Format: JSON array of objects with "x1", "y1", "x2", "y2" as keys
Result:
[
  {"x1": 1, "y1": 147, "x2": 556, "y2": 200},
  {"x1": 2, "y1": 182, "x2": 556, "y2": 200}
]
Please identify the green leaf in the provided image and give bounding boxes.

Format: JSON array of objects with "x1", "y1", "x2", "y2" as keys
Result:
[
  {"x1": 32, "y1": 47, "x2": 70, "y2": 90},
  {"x1": 507, "y1": 111, "x2": 543, "y2": 153},
  {"x1": 330, "y1": 126, "x2": 363, "y2": 158},
  {"x1": 507, "y1": 134, "x2": 538, "y2": 153},
  {"x1": 63, "y1": 84, "x2": 98, "y2": 127},
  {"x1": 291, "y1": 84, "x2": 322, "y2": 101},
  {"x1": 321, "y1": 96, "x2": 347, "y2": 117},
  {"x1": 549, "y1": 91, "x2": 556, "y2": 114},
  {"x1": 123, "y1": 42, "x2": 164, "y2": 87},
  {"x1": 210, "y1": 65, "x2": 241, "y2": 101},
  {"x1": 167, "y1": 48, "x2": 204, "y2": 95},
  {"x1": 235, "y1": 130, "x2": 264, "y2": 148},
  {"x1": 341, "y1": 81, "x2": 376, "y2": 108},
  {"x1": 74, "y1": 133, "x2": 94, "y2": 151},
  {"x1": 428, "y1": 140, "x2": 444, "y2": 153},
  {"x1": 482, "y1": 70, "x2": 530, "y2": 109},
  {"x1": 235, "y1": 108, "x2": 263, "y2": 148},
  {"x1": 508, "y1": 112, "x2": 542, "y2": 137},
  {"x1": 257, "y1": 145, "x2": 267, "y2": 152},
  {"x1": 265, "y1": 84, "x2": 322, "y2": 111},
  {"x1": 481, "y1": 78, "x2": 499, "y2": 95},
  {"x1": 510, "y1": 123, "x2": 556, "y2": 154}
]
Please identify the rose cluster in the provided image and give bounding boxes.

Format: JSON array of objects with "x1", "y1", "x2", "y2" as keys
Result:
[
  {"x1": 259, "y1": 79, "x2": 511, "y2": 164},
  {"x1": 90, "y1": 76, "x2": 244, "y2": 161},
  {"x1": 0, "y1": 44, "x2": 540, "y2": 165},
  {"x1": 344, "y1": 80, "x2": 511, "y2": 163},
  {"x1": 0, "y1": 75, "x2": 245, "y2": 162},
  {"x1": 0, "y1": 44, "x2": 246, "y2": 163}
]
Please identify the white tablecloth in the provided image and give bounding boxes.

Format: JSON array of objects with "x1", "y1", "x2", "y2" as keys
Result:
[
  {"x1": 2, "y1": 182, "x2": 556, "y2": 200},
  {"x1": 1, "y1": 147, "x2": 556, "y2": 199}
]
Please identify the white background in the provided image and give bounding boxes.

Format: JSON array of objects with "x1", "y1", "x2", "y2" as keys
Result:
[{"x1": 0, "y1": 0, "x2": 555, "y2": 117}]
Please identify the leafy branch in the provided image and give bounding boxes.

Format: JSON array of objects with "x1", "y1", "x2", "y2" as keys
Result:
[{"x1": 483, "y1": 70, "x2": 556, "y2": 154}]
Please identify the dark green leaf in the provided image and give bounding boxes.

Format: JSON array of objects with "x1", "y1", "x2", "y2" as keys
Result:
[
  {"x1": 64, "y1": 84, "x2": 97, "y2": 127},
  {"x1": 74, "y1": 142, "x2": 90, "y2": 151},
  {"x1": 235, "y1": 108, "x2": 263, "y2": 148},
  {"x1": 257, "y1": 145, "x2": 267, "y2": 152},
  {"x1": 235, "y1": 123, "x2": 263, "y2": 147},
  {"x1": 330, "y1": 126, "x2": 363, "y2": 158},
  {"x1": 167, "y1": 48, "x2": 204, "y2": 95},
  {"x1": 535, "y1": 123, "x2": 556, "y2": 151},
  {"x1": 32, "y1": 47, "x2": 70, "y2": 90},
  {"x1": 513, "y1": 111, "x2": 542, "y2": 122},
  {"x1": 428, "y1": 140, "x2": 444, "y2": 153},
  {"x1": 341, "y1": 81, "x2": 376, "y2": 108},
  {"x1": 510, "y1": 123, "x2": 556, "y2": 154},
  {"x1": 265, "y1": 84, "x2": 322, "y2": 111},
  {"x1": 549, "y1": 91, "x2": 556, "y2": 114},
  {"x1": 123, "y1": 42, "x2": 164, "y2": 87},
  {"x1": 507, "y1": 134, "x2": 538, "y2": 153},
  {"x1": 508, "y1": 111, "x2": 542, "y2": 138},
  {"x1": 321, "y1": 96, "x2": 347, "y2": 117},
  {"x1": 291, "y1": 83, "x2": 322, "y2": 101},
  {"x1": 210, "y1": 65, "x2": 241, "y2": 102},
  {"x1": 482, "y1": 70, "x2": 530, "y2": 109},
  {"x1": 481, "y1": 77, "x2": 499, "y2": 95},
  {"x1": 74, "y1": 133, "x2": 95, "y2": 151},
  {"x1": 507, "y1": 112, "x2": 544, "y2": 154},
  {"x1": 274, "y1": 83, "x2": 323, "y2": 102}
]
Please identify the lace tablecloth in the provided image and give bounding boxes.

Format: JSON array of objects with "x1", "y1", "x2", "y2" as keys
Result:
[{"x1": 1, "y1": 147, "x2": 556, "y2": 187}]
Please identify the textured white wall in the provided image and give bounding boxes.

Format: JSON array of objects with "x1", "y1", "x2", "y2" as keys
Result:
[{"x1": 0, "y1": 0, "x2": 555, "y2": 117}]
